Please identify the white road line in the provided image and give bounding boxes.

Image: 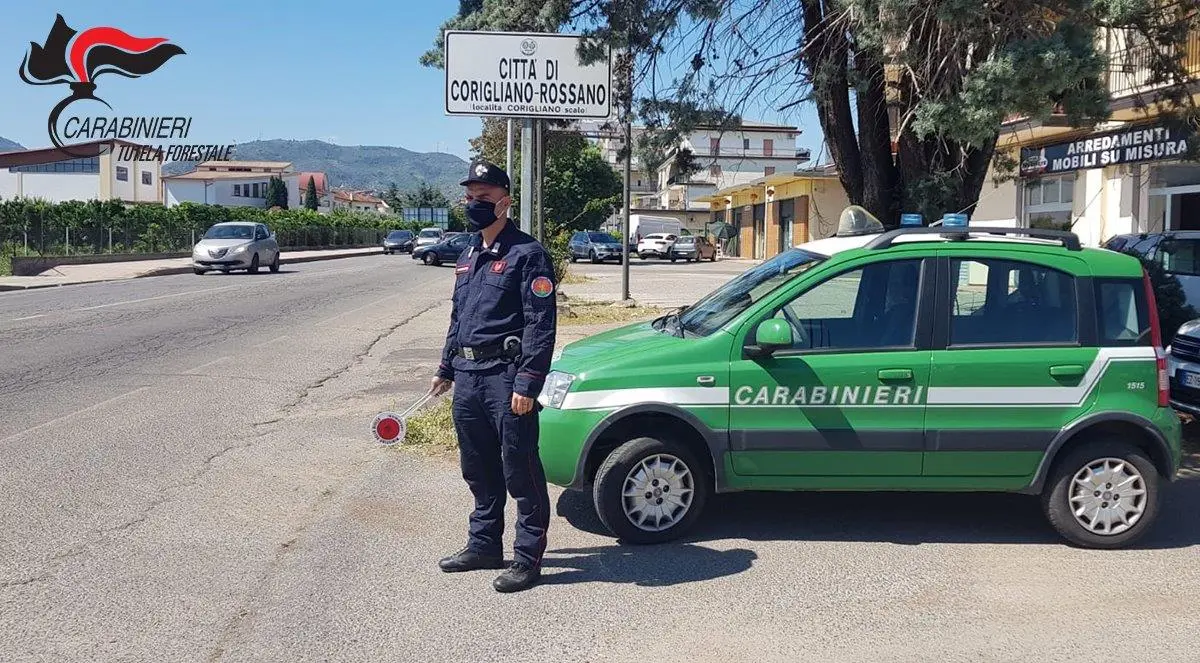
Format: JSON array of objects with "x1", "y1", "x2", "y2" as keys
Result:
[
  {"x1": 189, "y1": 356, "x2": 231, "y2": 372},
  {"x1": 253, "y1": 335, "x2": 289, "y2": 349},
  {"x1": 0, "y1": 387, "x2": 152, "y2": 445},
  {"x1": 12, "y1": 314, "x2": 45, "y2": 321},
  {"x1": 314, "y1": 294, "x2": 404, "y2": 327},
  {"x1": 76, "y1": 285, "x2": 242, "y2": 311}
]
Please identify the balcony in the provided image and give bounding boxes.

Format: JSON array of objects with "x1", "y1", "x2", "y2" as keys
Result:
[
  {"x1": 1106, "y1": 17, "x2": 1200, "y2": 98},
  {"x1": 698, "y1": 147, "x2": 795, "y2": 159}
]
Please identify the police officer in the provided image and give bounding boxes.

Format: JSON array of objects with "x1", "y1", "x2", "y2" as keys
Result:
[{"x1": 429, "y1": 159, "x2": 557, "y2": 593}]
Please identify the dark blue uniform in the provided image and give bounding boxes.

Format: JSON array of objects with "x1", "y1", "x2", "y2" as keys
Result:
[{"x1": 437, "y1": 220, "x2": 557, "y2": 568}]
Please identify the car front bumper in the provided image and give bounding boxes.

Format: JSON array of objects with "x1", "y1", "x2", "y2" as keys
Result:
[
  {"x1": 1167, "y1": 349, "x2": 1200, "y2": 413},
  {"x1": 193, "y1": 252, "x2": 252, "y2": 269}
]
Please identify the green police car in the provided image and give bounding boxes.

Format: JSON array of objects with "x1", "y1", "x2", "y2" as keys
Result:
[{"x1": 536, "y1": 207, "x2": 1182, "y2": 549}]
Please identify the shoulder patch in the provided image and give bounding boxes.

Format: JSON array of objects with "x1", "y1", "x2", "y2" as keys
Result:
[{"x1": 531, "y1": 275, "x2": 554, "y2": 298}]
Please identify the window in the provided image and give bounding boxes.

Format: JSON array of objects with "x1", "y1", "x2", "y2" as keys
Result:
[
  {"x1": 743, "y1": 138, "x2": 751, "y2": 150},
  {"x1": 763, "y1": 139, "x2": 774, "y2": 156},
  {"x1": 710, "y1": 164, "x2": 722, "y2": 178},
  {"x1": 1158, "y1": 238, "x2": 1200, "y2": 276},
  {"x1": 949, "y1": 259, "x2": 1077, "y2": 346},
  {"x1": 678, "y1": 249, "x2": 826, "y2": 337},
  {"x1": 116, "y1": 166, "x2": 129, "y2": 182},
  {"x1": 709, "y1": 137, "x2": 720, "y2": 155},
  {"x1": 252, "y1": 183, "x2": 260, "y2": 198},
  {"x1": 141, "y1": 171, "x2": 152, "y2": 185},
  {"x1": 234, "y1": 184, "x2": 242, "y2": 197},
  {"x1": 9, "y1": 157, "x2": 100, "y2": 173},
  {"x1": 1096, "y1": 279, "x2": 1151, "y2": 346},
  {"x1": 772, "y1": 259, "x2": 922, "y2": 351},
  {"x1": 1024, "y1": 174, "x2": 1074, "y2": 229},
  {"x1": 255, "y1": 226, "x2": 269, "y2": 240},
  {"x1": 261, "y1": 181, "x2": 268, "y2": 196},
  {"x1": 764, "y1": 166, "x2": 776, "y2": 176}
]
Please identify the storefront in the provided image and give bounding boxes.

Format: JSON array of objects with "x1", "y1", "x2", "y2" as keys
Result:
[{"x1": 1017, "y1": 121, "x2": 1195, "y2": 244}]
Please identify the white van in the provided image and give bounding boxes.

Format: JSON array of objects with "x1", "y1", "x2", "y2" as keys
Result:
[{"x1": 629, "y1": 214, "x2": 682, "y2": 247}]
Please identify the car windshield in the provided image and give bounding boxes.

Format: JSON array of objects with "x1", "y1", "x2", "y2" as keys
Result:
[
  {"x1": 677, "y1": 249, "x2": 826, "y2": 336},
  {"x1": 388, "y1": 231, "x2": 412, "y2": 239},
  {"x1": 588, "y1": 232, "x2": 618, "y2": 242},
  {"x1": 419, "y1": 230, "x2": 441, "y2": 238},
  {"x1": 675, "y1": 236, "x2": 696, "y2": 245},
  {"x1": 203, "y1": 224, "x2": 254, "y2": 240}
]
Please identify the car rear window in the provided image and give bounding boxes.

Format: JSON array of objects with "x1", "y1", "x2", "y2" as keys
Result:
[
  {"x1": 1095, "y1": 278, "x2": 1152, "y2": 346},
  {"x1": 1158, "y1": 238, "x2": 1200, "y2": 276}
]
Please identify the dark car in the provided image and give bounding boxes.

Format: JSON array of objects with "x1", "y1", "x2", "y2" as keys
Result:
[
  {"x1": 668, "y1": 235, "x2": 717, "y2": 262},
  {"x1": 412, "y1": 232, "x2": 470, "y2": 266},
  {"x1": 1104, "y1": 231, "x2": 1200, "y2": 310},
  {"x1": 568, "y1": 231, "x2": 624, "y2": 263},
  {"x1": 382, "y1": 229, "x2": 415, "y2": 254}
]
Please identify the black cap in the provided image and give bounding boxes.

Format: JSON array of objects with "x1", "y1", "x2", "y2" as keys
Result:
[{"x1": 460, "y1": 159, "x2": 510, "y2": 190}]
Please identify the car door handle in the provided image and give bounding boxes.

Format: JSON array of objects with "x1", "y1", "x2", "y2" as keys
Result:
[
  {"x1": 877, "y1": 368, "x2": 913, "y2": 382},
  {"x1": 1050, "y1": 364, "x2": 1086, "y2": 379},
  {"x1": 696, "y1": 375, "x2": 716, "y2": 387}
]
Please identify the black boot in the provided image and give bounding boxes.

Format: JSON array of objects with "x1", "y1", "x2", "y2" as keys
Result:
[
  {"x1": 492, "y1": 561, "x2": 541, "y2": 593},
  {"x1": 438, "y1": 547, "x2": 505, "y2": 573}
]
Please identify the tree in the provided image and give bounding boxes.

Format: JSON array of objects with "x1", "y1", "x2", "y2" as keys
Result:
[
  {"x1": 383, "y1": 182, "x2": 403, "y2": 210},
  {"x1": 304, "y1": 176, "x2": 319, "y2": 212},
  {"x1": 423, "y1": 0, "x2": 1200, "y2": 227},
  {"x1": 403, "y1": 182, "x2": 452, "y2": 209},
  {"x1": 541, "y1": 135, "x2": 624, "y2": 233},
  {"x1": 266, "y1": 176, "x2": 288, "y2": 210}
]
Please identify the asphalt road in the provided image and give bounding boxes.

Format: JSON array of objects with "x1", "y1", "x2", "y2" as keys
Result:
[{"x1": 2, "y1": 253, "x2": 1199, "y2": 662}]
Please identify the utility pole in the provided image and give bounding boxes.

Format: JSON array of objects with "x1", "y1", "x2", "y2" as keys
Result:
[
  {"x1": 520, "y1": 118, "x2": 534, "y2": 234},
  {"x1": 535, "y1": 119, "x2": 545, "y2": 243},
  {"x1": 620, "y1": 47, "x2": 633, "y2": 303},
  {"x1": 505, "y1": 119, "x2": 514, "y2": 183}
]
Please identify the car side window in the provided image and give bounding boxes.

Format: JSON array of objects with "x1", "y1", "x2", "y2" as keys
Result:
[
  {"x1": 949, "y1": 258, "x2": 1077, "y2": 346},
  {"x1": 1158, "y1": 238, "x2": 1200, "y2": 276},
  {"x1": 772, "y1": 259, "x2": 922, "y2": 351}
]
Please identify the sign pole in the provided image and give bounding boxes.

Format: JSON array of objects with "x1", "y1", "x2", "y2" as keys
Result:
[
  {"x1": 620, "y1": 51, "x2": 632, "y2": 303},
  {"x1": 535, "y1": 119, "x2": 545, "y2": 244},
  {"x1": 520, "y1": 118, "x2": 534, "y2": 235},
  {"x1": 505, "y1": 119, "x2": 514, "y2": 184}
]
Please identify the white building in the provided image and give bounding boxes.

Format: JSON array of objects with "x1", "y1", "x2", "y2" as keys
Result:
[
  {"x1": 0, "y1": 139, "x2": 162, "y2": 204},
  {"x1": 654, "y1": 121, "x2": 806, "y2": 211},
  {"x1": 331, "y1": 189, "x2": 389, "y2": 214},
  {"x1": 164, "y1": 160, "x2": 304, "y2": 208}
]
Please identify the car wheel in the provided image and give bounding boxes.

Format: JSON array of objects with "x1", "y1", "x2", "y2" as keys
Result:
[
  {"x1": 423, "y1": 253, "x2": 434, "y2": 265},
  {"x1": 193, "y1": 268, "x2": 207, "y2": 275},
  {"x1": 269, "y1": 252, "x2": 280, "y2": 273},
  {"x1": 590, "y1": 250, "x2": 600, "y2": 264},
  {"x1": 570, "y1": 254, "x2": 578, "y2": 263},
  {"x1": 247, "y1": 254, "x2": 260, "y2": 274},
  {"x1": 593, "y1": 436, "x2": 709, "y2": 544},
  {"x1": 638, "y1": 253, "x2": 647, "y2": 260},
  {"x1": 1041, "y1": 438, "x2": 1161, "y2": 549},
  {"x1": 710, "y1": 253, "x2": 717, "y2": 262},
  {"x1": 670, "y1": 255, "x2": 677, "y2": 263}
]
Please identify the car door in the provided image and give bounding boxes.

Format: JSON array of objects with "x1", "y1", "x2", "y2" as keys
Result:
[
  {"x1": 728, "y1": 256, "x2": 934, "y2": 478},
  {"x1": 923, "y1": 249, "x2": 1094, "y2": 479}
]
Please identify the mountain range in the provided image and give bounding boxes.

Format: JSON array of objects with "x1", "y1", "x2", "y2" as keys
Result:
[
  {"x1": 162, "y1": 139, "x2": 468, "y2": 196},
  {"x1": 0, "y1": 137, "x2": 25, "y2": 152}
]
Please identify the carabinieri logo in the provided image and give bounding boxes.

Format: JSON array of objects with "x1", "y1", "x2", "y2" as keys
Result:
[{"x1": 19, "y1": 14, "x2": 185, "y2": 156}]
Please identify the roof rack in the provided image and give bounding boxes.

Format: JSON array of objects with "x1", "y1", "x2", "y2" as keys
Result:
[{"x1": 864, "y1": 226, "x2": 1082, "y2": 251}]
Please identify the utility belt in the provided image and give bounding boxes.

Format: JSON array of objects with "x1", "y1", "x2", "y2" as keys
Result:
[{"x1": 454, "y1": 336, "x2": 522, "y2": 362}]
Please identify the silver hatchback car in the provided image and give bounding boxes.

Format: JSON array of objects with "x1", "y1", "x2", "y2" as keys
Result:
[{"x1": 193, "y1": 222, "x2": 281, "y2": 275}]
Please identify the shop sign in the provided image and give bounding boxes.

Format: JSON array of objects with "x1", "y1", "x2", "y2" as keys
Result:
[{"x1": 1019, "y1": 124, "x2": 1192, "y2": 176}]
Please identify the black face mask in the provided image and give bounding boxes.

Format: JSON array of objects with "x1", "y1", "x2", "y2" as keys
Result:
[{"x1": 465, "y1": 199, "x2": 498, "y2": 230}]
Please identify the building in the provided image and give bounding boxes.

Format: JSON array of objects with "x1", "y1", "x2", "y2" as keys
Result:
[
  {"x1": 697, "y1": 164, "x2": 851, "y2": 260},
  {"x1": 964, "y1": 16, "x2": 1200, "y2": 246},
  {"x1": 331, "y1": 189, "x2": 390, "y2": 215},
  {"x1": 164, "y1": 160, "x2": 330, "y2": 211},
  {"x1": 654, "y1": 121, "x2": 807, "y2": 211},
  {"x1": 590, "y1": 123, "x2": 657, "y2": 206},
  {"x1": 0, "y1": 139, "x2": 163, "y2": 204}
]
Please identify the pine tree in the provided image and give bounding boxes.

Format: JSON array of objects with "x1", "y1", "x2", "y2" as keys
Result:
[
  {"x1": 304, "y1": 176, "x2": 319, "y2": 211},
  {"x1": 266, "y1": 176, "x2": 288, "y2": 209}
]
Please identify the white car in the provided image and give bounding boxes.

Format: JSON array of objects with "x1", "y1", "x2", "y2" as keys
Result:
[
  {"x1": 637, "y1": 233, "x2": 678, "y2": 259},
  {"x1": 414, "y1": 227, "x2": 444, "y2": 249},
  {"x1": 192, "y1": 222, "x2": 281, "y2": 275}
]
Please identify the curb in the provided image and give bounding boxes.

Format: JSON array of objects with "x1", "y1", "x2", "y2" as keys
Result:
[{"x1": 0, "y1": 249, "x2": 380, "y2": 292}]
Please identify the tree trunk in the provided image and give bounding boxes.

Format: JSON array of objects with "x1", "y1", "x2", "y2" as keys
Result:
[
  {"x1": 853, "y1": 45, "x2": 900, "y2": 226},
  {"x1": 801, "y1": 0, "x2": 863, "y2": 205}
]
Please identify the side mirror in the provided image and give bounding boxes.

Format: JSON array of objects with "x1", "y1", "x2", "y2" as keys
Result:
[{"x1": 744, "y1": 318, "x2": 793, "y2": 359}]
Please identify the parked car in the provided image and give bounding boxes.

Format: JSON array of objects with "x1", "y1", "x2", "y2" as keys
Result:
[
  {"x1": 412, "y1": 232, "x2": 470, "y2": 265},
  {"x1": 539, "y1": 206, "x2": 1182, "y2": 549},
  {"x1": 668, "y1": 235, "x2": 717, "y2": 262},
  {"x1": 414, "y1": 227, "x2": 445, "y2": 249},
  {"x1": 382, "y1": 229, "x2": 415, "y2": 254},
  {"x1": 1166, "y1": 319, "x2": 1200, "y2": 416},
  {"x1": 1104, "y1": 231, "x2": 1200, "y2": 311},
  {"x1": 637, "y1": 233, "x2": 679, "y2": 259},
  {"x1": 569, "y1": 231, "x2": 624, "y2": 263},
  {"x1": 192, "y1": 222, "x2": 280, "y2": 275}
]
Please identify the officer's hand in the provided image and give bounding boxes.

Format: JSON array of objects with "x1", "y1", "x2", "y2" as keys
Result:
[
  {"x1": 511, "y1": 393, "x2": 534, "y2": 416},
  {"x1": 494, "y1": 196, "x2": 512, "y2": 221},
  {"x1": 430, "y1": 376, "x2": 453, "y2": 397}
]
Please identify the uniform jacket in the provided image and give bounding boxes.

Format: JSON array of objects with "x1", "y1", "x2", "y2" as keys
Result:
[{"x1": 437, "y1": 221, "x2": 558, "y2": 398}]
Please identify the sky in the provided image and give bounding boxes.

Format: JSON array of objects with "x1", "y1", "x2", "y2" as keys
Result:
[{"x1": 0, "y1": 1, "x2": 827, "y2": 162}]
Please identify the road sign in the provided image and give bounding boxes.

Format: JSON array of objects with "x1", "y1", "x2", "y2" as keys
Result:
[
  {"x1": 444, "y1": 31, "x2": 612, "y2": 119},
  {"x1": 900, "y1": 213, "x2": 922, "y2": 227},
  {"x1": 372, "y1": 411, "x2": 406, "y2": 446}
]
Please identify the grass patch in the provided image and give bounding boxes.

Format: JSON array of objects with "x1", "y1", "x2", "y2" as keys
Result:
[
  {"x1": 397, "y1": 397, "x2": 459, "y2": 453},
  {"x1": 560, "y1": 301, "x2": 666, "y2": 326},
  {"x1": 561, "y1": 270, "x2": 596, "y2": 285}
]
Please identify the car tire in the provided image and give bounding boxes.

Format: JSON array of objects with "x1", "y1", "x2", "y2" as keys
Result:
[
  {"x1": 247, "y1": 254, "x2": 260, "y2": 274},
  {"x1": 269, "y1": 252, "x2": 280, "y2": 273},
  {"x1": 423, "y1": 253, "x2": 435, "y2": 265},
  {"x1": 1041, "y1": 438, "x2": 1161, "y2": 549},
  {"x1": 590, "y1": 250, "x2": 600, "y2": 264},
  {"x1": 638, "y1": 253, "x2": 647, "y2": 260},
  {"x1": 670, "y1": 255, "x2": 677, "y2": 263},
  {"x1": 710, "y1": 253, "x2": 717, "y2": 262},
  {"x1": 592, "y1": 436, "x2": 709, "y2": 544},
  {"x1": 193, "y1": 268, "x2": 207, "y2": 275},
  {"x1": 570, "y1": 254, "x2": 578, "y2": 263}
]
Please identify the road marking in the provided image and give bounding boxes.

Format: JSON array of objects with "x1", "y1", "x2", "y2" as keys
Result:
[
  {"x1": 253, "y1": 335, "x2": 289, "y2": 349},
  {"x1": 315, "y1": 294, "x2": 404, "y2": 327},
  {"x1": 0, "y1": 387, "x2": 151, "y2": 445},
  {"x1": 189, "y1": 356, "x2": 231, "y2": 372},
  {"x1": 12, "y1": 314, "x2": 45, "y2": 321},
  {"x1": 76, "y1": 285, "x2": 242, "y2": 311}
]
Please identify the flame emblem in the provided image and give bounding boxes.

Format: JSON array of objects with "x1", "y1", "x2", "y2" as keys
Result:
[{"x1": 19, "y1": 14, "x2": 185, "y2": 155}]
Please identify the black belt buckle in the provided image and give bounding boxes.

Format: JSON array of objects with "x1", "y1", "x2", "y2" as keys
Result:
[{"x1": 503, "y1": 336, "x2": 522, "y2": 361}]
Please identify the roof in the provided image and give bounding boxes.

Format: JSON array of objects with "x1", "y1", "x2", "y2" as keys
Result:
[
  {"x1": 333, "y1": 189, "x2": 385, "y2": 204},
  {"x1": 196, "y1": 160, "x2": 291, "y2": 170},
  {"x1": 0, "y1": 139, "x2": 161, "y2": 168},
  {"x1": 294, "y1": 172, "x2": 327, "y2": 193},
  {"x1": 694, "y1": 120, "x2": 800, "y2": 133},
  {"x1": 163, "y1": 170, "x2": 283, "y2": 181}
]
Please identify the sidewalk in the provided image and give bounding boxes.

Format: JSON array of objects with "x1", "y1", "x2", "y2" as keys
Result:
[{"x1": 0, "y1": 247, "x2": 380, "y2": 292}]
